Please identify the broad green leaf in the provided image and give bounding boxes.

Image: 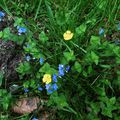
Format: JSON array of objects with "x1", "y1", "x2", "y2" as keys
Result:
[
  {"x1": 75, "y1": 24, "x2": 87, "y2": 35},
  {"x1": 39, "y1": 63, "x2": 50, "y2": 73},
  {"x1": 0, "y1": 31, "x2": 3, "y2": 38},
  {"x1": 90, "y1": 102, "x2": 100, "y2": 114},
  {"x1": 63, "y1": 51, "x2": 75, "y2": 62},
  {"x1": 96, "y1": 87, "x2": 106, "y2": 96},
  {"x1": 16, "y1": 62, "x2": 31, "y2": 75},
  {"x1": 39, "y1": 63, "x2": 57, "y2": 74},
  {"x1": 91, "y1": 51, "x2": 99, "y2": 65},
  {"x1": 39, "y1": 31, "x2": 48, "y2": 43},
  {"x1": 14, "y1": 17, "x2": 23, "y2": 27},
  {"x1": 82, "y1": 71, "x2": 88, "y2": 77},
  {"x1": 3, "y1": 27, "x2": 11, "y2": 39},
  {"x1": 101, "y1": 108, "x2": 112, "y2": 118},
  {"x1": 74, "y1": 61, "x2": 82, "y2": 73},
  {"x1": 55, "y1": 11, "x2": 67, "y2": 26},
  {"x1": 90, "y1": 36, "x2": 100, "y2": 46},
  {"x1": 109, "y1": 97, "x2": 116, "y2": 105}
]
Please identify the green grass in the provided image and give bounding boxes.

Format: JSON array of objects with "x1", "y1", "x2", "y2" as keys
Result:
[{"x1": 0, "y1": 0, "x2": 120, "y2": 120}]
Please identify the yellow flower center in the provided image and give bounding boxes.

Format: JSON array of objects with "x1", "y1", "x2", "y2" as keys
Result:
[
  {"x1": 42, "y1": 74, "x2": 52, "y2": 84},
  {"x1": 63, "y1": 30, "x2": 74, "y2": 40}
]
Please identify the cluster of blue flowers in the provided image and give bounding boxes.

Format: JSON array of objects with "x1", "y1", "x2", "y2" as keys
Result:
[
  {"x1": 44, "y1": 65, "x2": 70, "y2": 94},
  {"x1": 17, "y1": 26, "x2": 27, "y2": 35},
  {"x1": 45, "y1": 83, "x2": 58, "y2": 94},
  {"x1": 0, "y1": 11, "x2": 5, "y2": 21},
  {"x1": 58, "y1": 64, "x2": 70, "y2": 77}
]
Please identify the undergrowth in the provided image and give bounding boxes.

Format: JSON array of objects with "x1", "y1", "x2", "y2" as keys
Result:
[{"x1": 0, "y1": 0, "x2": 120, "y2": 120}]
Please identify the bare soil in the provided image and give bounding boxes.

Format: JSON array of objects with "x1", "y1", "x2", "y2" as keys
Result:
[{"x1": 0, "y1": 19, "x2": 23, "y2": 86}]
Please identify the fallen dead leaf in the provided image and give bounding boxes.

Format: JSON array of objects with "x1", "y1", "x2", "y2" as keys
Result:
[{"x1": 12, "y1": 97, "x2": 40, "y2": 114}]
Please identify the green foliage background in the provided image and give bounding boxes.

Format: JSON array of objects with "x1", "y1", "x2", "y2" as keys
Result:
[{"x1": 0, "y1": 0, "x2": 120, "y2": 119}]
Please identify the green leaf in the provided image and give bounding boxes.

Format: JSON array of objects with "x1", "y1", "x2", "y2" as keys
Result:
[
  {"x1": 16, "y1": 62, "x2": 31, "y2": 75},
  {"x1": 55, "y1": 11, "x2": 67, "y2": 26},
  {"x1": 109, "y1": 97, "x2": 116, "y2": 105},
  {"x1": 74, "y1": 61, "x2": 82, "y2": 73},
  {"x1": 0, "y1": 31, "x2": 3, "y2": 38},
  {"x1": 96, "y1": 87, "x2": 106, "y2": 96},
  {"x1": 39, "y1": 63, "x2": 57, "y2": 74},
  {"x1": 82, "y1": 71, "x2": 88, "y2": 77},
  {"x1": 91, "y1": 51, "x2": 99, "y2": 65},
  {"x1": 101, "y1": 108, "x2": 112, "y2": 118},
  {"x1": 63, "y1": 51, "x2": 75, "y2": 62},
  {"x1": 87, "y1": 65, "x2": 93, "y2": 74},
  {"x1": 39, "y1": 31, "x2": 48, "y2": 43},
  {"x1": 3, "y1": 27, "x2": 11, "y2": 39},
  {"x1": 49, "y1": 93, "x2": 69, "y2": 108},
  {"x1": 90, "y1": 36, "x2": 100, "y2": 46},
  {"x1": 39, "y1": 63, "x2": 50, "y2": 73},
  {"x1": 75, "y1": 24, "x2": 87, "y2": 35},
  {"x1": 90, "y1": 102, "x2": 100, "y2": 114},
  {"x1": 86, "y1": 18, "x2": 96, "y2": 25},
  {"x1": 14, "y1": 17, "x2": 23, "y2": 27}
]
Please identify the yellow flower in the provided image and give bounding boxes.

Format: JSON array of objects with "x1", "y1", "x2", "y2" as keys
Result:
[
  {"x1": 42, "y1": 74, "x2": 52, "y2": 84},
  {"x1": 63, "y1": 30, "x2": 74, "y2": 40}
]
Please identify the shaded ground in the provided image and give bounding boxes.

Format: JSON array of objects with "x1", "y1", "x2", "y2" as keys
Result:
[{"x1": 0, "y1": 19, "x2": 22, "y2": 86}]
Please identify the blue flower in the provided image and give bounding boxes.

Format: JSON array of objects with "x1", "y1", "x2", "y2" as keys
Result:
[
  {"x1": 32, "y1": 117, "x2": 38, "y2": 120},
  {"x1": 47, "y1": 89, "x2": 53, "y2": 94},
  {"x1": 38, "y1": 87, "x2": 43, "y2": 91},
  {"x1": 45, "y1": 84, "x2": 54, "y2": 94},
  {"x1": 25, "y1": 55, "x2": 31, "y2": 61},
  {"x1": 17, "y1": 26, "x2": 27, "y2": 35},
  {"x1": 39, "y1": 58, "x2": 44, "y2": 65},
  {"x1": 24, "y1": 88, "x2": 29, "y2": 93},
  {"x1": 99, "y1": 28, "x2": 104, "y2": 35},
  {"x1": 52, "y1": 83, "x2": 58, "y2": 91},
  {"x1": 0, "y1": 11, "x2": 5, "y2": 17},
  {"x1": 58, "y1": 64, "x2": 64, "y2": 77},
  {"x1": 66, "y1": 66, "x2": 70, "y2": 72},
  {"x1": 52, "y1": 74, "x2": 57, "y2": 82},
  {"x1": 45, "y1": 84, "x2": 51, "y2": 90}
]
